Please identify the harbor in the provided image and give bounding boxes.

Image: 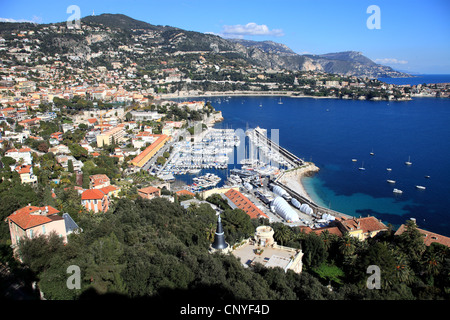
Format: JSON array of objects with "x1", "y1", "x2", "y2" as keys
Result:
[{"x1": 164, "y1": 125, "x2": 353, "y2": 229}]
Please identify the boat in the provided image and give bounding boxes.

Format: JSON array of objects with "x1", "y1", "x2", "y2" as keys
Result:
[
  {"x1": 352, "y1": 159, "x2": 357, "y2": 162},
  {"x1": 358, "y1": 161, "x2": 365, "y2": 170},
  {"x1": 425, "y1": 175, "x2": 430, "y2": 179},
  {"x1": 370, "y1": 148, "x2": 374, "y2": 156},
  {"x1": 415, "y1": 185, "x2": 426, "y2": 190},
  {"x1": 393, "y1": 188, "x2": 403, "y2": 194},
  {"x1": 405, "y1": 156, "x2": 412, "y2": 165},
  {"x1": 259, "y1": 103, "x2": 262, "y2": 107},
  {"x1": 386, "y1": 168, "x2": 392, "y2": 171},
  {"x1": 278, "y1": 98, "x2": 283, "y2": 105},
  {"x1": 387, "y1": 180, "x2": 396, "y2": 184}
]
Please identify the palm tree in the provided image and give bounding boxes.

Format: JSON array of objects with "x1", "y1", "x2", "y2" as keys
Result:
[
  {"x1": 393, "y1": 250, "x2": 414, "y2": 285},
  {"x1": 205, "y1": 223, "x2": 215, "y2": 243},
  {"x1": 274, "y1": 225, "x2": 292, "y2": 246},
  {"x1": 338, "y1": 234, "x2": 356, "y2": 257}
]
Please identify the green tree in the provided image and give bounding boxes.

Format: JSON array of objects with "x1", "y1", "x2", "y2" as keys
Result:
[
  {"x1": 67, "y1": 159, "x2": 74, "y2": 173},
  {"x1": 302, "y1": 232, "x2": 327, "y2": 269}
]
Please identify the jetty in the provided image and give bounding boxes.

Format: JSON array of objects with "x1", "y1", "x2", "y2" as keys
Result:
[{"x1": 246, "y1": 127, "x2": 304, "y2": 169}]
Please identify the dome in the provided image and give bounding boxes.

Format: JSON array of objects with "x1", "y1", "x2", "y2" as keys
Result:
[
  {"x1": 272, "y1": 197, "x2": 300, "y2": 222},
  {"x1": 272, "y1": 185, "x2": 288, "y2": 197},
  {"x1": 291, "y1": 198, "x2": 301, "y2": 209},
  {"x1": 300, "y1": 203, "x2": 313, "y2": 215}
]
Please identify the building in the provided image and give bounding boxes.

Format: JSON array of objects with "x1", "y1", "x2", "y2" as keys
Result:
[
  {"x1": 96, "y1": 126, "x2": 126, "y2": 147},
  {"x1": 231, "y1": 226, "x2": 303, "y2": 274},
  {"x1": 100, "y1": 185, "x2": 121, "y2": 198},
  {"x1": 394, "y1": 220, "x2": 450, "y2": 247},
  {"x1": 138, "y1": 186, "x2": 161, "y2": 200},
  {"x1": 6, "y1": 205, "x2": 68, "y2": 254},
  {"x1": 14, "y1": 164, "x2": 37, "y2": 184},
  {"x1": 81, "y1": 189, "x2": 109, "y2": 213},
  {"x1": 176, "y1": 189, "x2": 195, "y2": 198},
  {"x1": 335, "y1": 216, "x2": 388, "y2": 241},
  {"x1": 131, "y1": 134, "x2": 170, "y2": 168},
  {"x1": 5, "y1": 147, "x2": 32, "y2": 165},
  {"x1": 223, "y1": 189, "x2": 269, "y2": 220},
  {"x1": 130, "y1": 111, "x2": 163, "y2": 121},
  {"x1": 89, "y1": 174, "x2": 110, "y2": 189}
]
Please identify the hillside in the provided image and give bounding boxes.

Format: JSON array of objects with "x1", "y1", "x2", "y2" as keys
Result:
[{"x1": 0, "y1": 13, "x2": 410, "y2": 78}]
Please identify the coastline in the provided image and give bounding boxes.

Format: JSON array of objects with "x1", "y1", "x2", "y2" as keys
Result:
[
  {"x1": 277, "y1": 163, "x2": 320, "y2": 204},
  {"x1": 159, "y1": 90, "x2": 412, "y2": 101}
]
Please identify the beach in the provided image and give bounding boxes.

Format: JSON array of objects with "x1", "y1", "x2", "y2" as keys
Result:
[{"x1": 277, "y1": 163, "x2": 320, "y2": 204}]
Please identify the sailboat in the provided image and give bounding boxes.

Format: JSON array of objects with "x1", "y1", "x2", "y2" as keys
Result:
[
  {"x1": 259, "y1": 103, "x2": 262, "y2": 107},
  {"x1": 358, "y1": 161, "x2": 366, "y2": 171},
  {"x1": 278, "y1": 97, "x2": 283, "y2": 104},
  {"x1": 405, "y1": 156, "x2": 412, "y2": 165},
  {"x1": 370, "y1": 148, "x2": 374, "y2": 156}
]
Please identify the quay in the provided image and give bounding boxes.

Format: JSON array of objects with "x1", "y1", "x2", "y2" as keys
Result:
[{"x1": 246, "y1": 127, "x2": 304, "y2": 169}]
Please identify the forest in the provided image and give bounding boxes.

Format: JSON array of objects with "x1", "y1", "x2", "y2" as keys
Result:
[{"x1": 1, "y1": 191, "x2": 449, "y2": 301}]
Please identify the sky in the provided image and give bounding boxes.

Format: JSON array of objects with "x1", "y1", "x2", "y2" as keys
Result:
[{"x1": 1, "y1": 0, "x2": 449, "y2": 74}]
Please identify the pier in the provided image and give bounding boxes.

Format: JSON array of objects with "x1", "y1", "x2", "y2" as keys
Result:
[{"x1": 246, "y1": 127, "x2": 304, "y2": 169}]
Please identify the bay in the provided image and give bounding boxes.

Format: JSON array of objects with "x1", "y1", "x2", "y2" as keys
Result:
[{"x1": 173, "y1": 93, "x2": 450, "y2": 237}]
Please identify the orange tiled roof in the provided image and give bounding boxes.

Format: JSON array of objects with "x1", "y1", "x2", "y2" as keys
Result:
[
  {"x1": 224, "y1": 189, "x2": 268, "y2": 219},
  {"x1": 299, "y1": 226, "x2": 343, "y2": 237},
  {"x1": 176, "y1": 189, "x2": 195, "y2": 197},
  {"x1": 138, "y1": 186, "x2": 160, "y2": 194},
  {"x1": 81, "y1": 189, "x2": 106, "y2": 200},
  {"x1": 131, "y1": 134, "x2": 168, "y2": 166},
  {"x1": 8, "y1": 205, "x2": 61, "y2": 230},
  {"x1": 395, "y1": 224, "x2": 450, "y2": 247},
  {"x1": 339, "y1": 216, "x2": 387, "y2": 234},
  {"x1": 15, "y1": 165, "x2": 32, "y2": 174},
  {"x1": 100, "y1": 185, "x2": 119, "y2": 194}
]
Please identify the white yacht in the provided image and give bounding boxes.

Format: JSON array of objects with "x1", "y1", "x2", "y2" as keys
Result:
[
  {"x1": 405, "y1": 156, "x2": 412, "y2": 165},
  {"x1": 387, "y1": 180, "x2": 396, "y2": 184},
  {"x1": 393, "y1": 188, "x2": 403, "y2": 194},
  {"x1": 415, "y1": 185, "x2": 426, "y2": 190}
]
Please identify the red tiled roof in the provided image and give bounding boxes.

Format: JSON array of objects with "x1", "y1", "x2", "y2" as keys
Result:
[
  {"x1": 339, "y1": 216, "x2": 387, "y2": 234},
  {"x1": 176, "y1": 189, "x2": 195, "y2": 197},
  {"x1": 81, "y1": 189, "x2": 106, "y2": 200},
  {"x1": 8, "y1": 205, "x2": 60, "y2": 230},
  {"x1": 138, "y1": 186, "x2": 160, "y2": 194},
  {"x1": 15, "y1": 165, "x2": 32, "y2": 174},
  {"x1": 395, "y1": 224, "x2": 450, "y2": 247},
  {"x1": 100, "y1": 185, "x2": 119, "y2": 194},
  {"x1": 299, "y1": 226, "x2": 343, "y2": 237},
  {"x1": 224, "y1": 189, "x2": 268, "y2": 220}
]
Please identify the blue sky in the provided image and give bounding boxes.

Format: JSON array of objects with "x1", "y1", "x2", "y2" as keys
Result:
[{"x1": 1, "y1": 0, "x2": 449, "y2": 73}]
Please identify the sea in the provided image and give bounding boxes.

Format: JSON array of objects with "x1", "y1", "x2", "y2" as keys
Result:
[{"x1": 172, "y1": 74, "x2": 450, "y2": 237}]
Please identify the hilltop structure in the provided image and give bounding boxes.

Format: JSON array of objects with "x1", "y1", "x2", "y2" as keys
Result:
[{"x1": 209, "y1": 214, "x2": 231, "y2": 254}]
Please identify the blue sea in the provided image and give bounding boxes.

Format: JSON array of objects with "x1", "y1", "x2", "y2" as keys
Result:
[
  {"x1": 378, "y1": 74, "x2": 450, "y2": 85},
  {"x1": 172, "y1": 76, "x2": 450, "y2": 236}
]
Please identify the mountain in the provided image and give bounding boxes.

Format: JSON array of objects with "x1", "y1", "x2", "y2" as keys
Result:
[
  {"x1": 0, "y1": 13, "x2": 410, "y2": 78},
  {"x1": 229, "y1": 40, "x2": 409, "y2": 78}
]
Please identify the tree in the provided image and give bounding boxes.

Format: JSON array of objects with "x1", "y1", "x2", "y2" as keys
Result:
[
  {"x1": 67, "y1": 159, "x2": 74, "y2": 173},
  {"x1": 302, "y1": 232, "x2": 327, "y2": 269},
  {"x1": 273, "y1": 223, "x2": 293, "y2": 246},
  {"x1": 396, "y1": 220, "x2": 426, "y2": 270}
]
